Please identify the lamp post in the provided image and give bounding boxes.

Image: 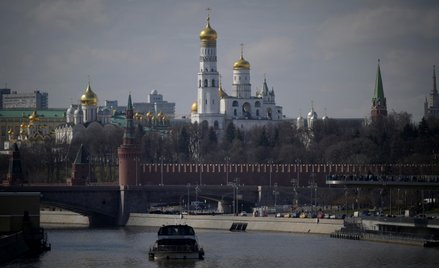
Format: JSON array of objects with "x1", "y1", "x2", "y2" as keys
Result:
[
  {"x1": 225, "y1": 156, "x2": 230, "y2": 185},
  {"x1": 187, "y1": 183, "x2": 191, "y2": 213},
  {"x1": 160, "y1": 156, "x2": 164, "y2": 186},
  {"x1": 268, "y1": 160, "x2": 273, "y2": 188}
]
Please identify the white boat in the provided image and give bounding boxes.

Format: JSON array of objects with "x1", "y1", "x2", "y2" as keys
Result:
[{"x1": 148, "y1": 224, "x2": 205, "y2": 260}]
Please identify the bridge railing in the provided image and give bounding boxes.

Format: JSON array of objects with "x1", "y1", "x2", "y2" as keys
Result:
[{"x1": 326, "y1": 174, "x2": 439, "y2": 184}]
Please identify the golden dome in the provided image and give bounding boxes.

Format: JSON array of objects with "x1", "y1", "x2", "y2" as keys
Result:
[
  {"x1": 20, "y1": 122, "x2": 27, "y2": 129},
  {"x1": 233, "y1": 44, "x2": 250, "y2": 70},
  {"x1": 191, "y1": 101, "x2": 198, "y2": 113},
  {"x1": 29, "y1": 111, "x2": 39, "y2": 122},
  {"x1": 233, "y1": 55, "x2": 250, "y2": 70},
  {"x1": 146, "y1": 111, "x2": 153, "y2": 118},
  {"x1": 199, "y1": 15, "x2": 217, "y2": 41},
  {"x1": 80, "y1": 82, "x2": 98, "y2": 106},
  {"x1": 7, "y1": 129, "x2": 13, "y2": 135}
]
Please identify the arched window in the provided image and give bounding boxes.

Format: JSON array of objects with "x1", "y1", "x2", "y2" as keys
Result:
[
  {"x1": 212, "y1": 79, "x2": 215, "y2": 87},
  {"x1": 232, "y1": 101, "x2": 239, "y2": 107},
  {"x1": 255, "y1": 101, "x2": 261, "y2": 107},
  {"x1": 204, "y1": 79, "x2": 208, "y2": 87}
]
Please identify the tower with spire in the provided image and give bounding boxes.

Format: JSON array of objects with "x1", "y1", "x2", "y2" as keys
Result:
[
  {"x1": 118, "y1": 94, "x2": 141, "y2": 186},
  {"x1": 424, "y1": 65, "x2": 439, "y2": 118},
  {"x1": 371, "y1": 59, "x2": 387, "y2": 120}
]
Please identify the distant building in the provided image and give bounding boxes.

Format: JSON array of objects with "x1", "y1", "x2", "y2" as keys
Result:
[
  {"x1": 424, "y1": 65, "x2": 439, "y2": 118},
  {"x1": 133, "y1": 89, "x2": 175, "y2": 118},
  {"x1": 0, "y1": 88, "x2": 11, "y2": 109},
  {"x1": 370, "y1": 60, "x2": 387, "y2": 120},
  {"x1": 2, "y1": 90, "x2": 48, "y2": 109},
  {"x1": 0, "y1": 109, "x2": 65, "y2": 148}
]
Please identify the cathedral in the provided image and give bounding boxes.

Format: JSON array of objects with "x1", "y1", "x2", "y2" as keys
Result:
[
  {"x1": 190, "y1": 13, "x2": 283, "y2": 130},
  {"x1": 55, "y1": 82, "x2": 112, "y2": 143}
]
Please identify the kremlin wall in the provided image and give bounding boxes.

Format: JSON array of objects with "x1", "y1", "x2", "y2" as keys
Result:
[{"x1": 134, "y1": 163, "x2": 438, "y2": 187}]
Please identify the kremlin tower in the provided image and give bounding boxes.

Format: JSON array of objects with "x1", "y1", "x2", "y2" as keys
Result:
[
  {"x1": 118, "y1": 94, "x2": 141, "y2": 186},
  {"x1": 371, "y1": 60, "x2": 387, "y2": 120}
]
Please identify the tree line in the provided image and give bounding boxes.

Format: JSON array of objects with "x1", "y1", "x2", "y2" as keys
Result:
[{"x1": 1, "y1": 112, "x2": 438, "y2": 183}]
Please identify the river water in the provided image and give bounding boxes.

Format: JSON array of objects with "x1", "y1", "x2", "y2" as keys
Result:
[{"x1": 4, "y1": 226, "x2": 438, "y2": 268}]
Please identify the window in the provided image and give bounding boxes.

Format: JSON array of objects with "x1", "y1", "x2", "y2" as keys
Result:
[
  {"x1": 234, "y1": 109, "x2": 237, "y2": 116},
  {"x1": 255, "y1": 101, "x2": 261, "y2": 107},
  {"x1": 214, "y1": 121, "x2": 219, "y2": 129},
  {"x1": 205, "y1": 99, "x2": 207, "y2": 105},
  {"x1": 204, "y1": 79, "x2": 208, "y2": 87},
  {"x1": 232, "y1": 101, "x2": 239, "y2": 107},
  {"x1": 212, "y1": 79, "x2": 215, "y2": 87},
  {"x1": 199, "y1": 80, "x2": 201, "y2": 88},
  {"x1": 256, "y1": 109, "x2": 260, "y2": 116}
]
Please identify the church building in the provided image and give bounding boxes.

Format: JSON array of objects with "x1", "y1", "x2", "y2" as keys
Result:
[{"x1": 191, "y1": 13, "x2": 283, "y2": 130}]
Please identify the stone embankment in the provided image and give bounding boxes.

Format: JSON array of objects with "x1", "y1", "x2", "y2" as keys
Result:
[
  {"x1": 127, "y1": 213, "x2": 343, "y2": 234},
  {"x1": 40, "y1": 210, "x2": 89, "y2": 226},
  {"x1": 40, "y1": 211, "x2": 343, "y2": 234}
]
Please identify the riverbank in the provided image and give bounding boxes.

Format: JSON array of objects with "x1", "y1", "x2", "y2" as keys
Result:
[
  {"x1": 40, "y1": 211, "x2": 89, "y2": 227},
  {"x1": 127, "y1": 213, "x2": 343, "y2": 234},
  {"x1": 40, "y1": 211, "x2": 343, "y2": 234}
]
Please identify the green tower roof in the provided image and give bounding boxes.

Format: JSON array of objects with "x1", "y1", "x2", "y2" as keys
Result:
[{"x1": 373, "y1": 60, "x2": 385, "y2": 100}]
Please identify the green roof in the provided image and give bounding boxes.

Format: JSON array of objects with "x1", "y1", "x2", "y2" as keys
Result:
[
  {"x1": 373, "y1": 62, "x2": 385, "y2": 100},
  {"x1": 0, "y1": 109, "x2": 66, "y2": 119}
]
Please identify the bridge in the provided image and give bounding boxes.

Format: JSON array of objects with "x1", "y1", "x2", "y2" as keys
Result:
[
  {"x1": 0, "y1": 185, "x2": 261, "y2": 226},
  {"x1": 326, "y1": 174, "x2": 439, "y2": 189}
]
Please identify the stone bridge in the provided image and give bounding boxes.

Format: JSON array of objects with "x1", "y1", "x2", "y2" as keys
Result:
[{"x1": 0, "y1": 185, "x2": 262, "y2": 226}]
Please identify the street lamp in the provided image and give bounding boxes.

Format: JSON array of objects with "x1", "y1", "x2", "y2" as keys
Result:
[
  {"x1": 295, "y1": 159, "x2": 301, "y2": 187},
  {"x1": 160, "y1": 156, "x2": 164, "y2": 186},
  {"x1": 268, "y1": 160, "x2": 273, "y2": 188},
  {"x1": 225, "y1": 156, "x2": 230, "y2": 185},
  {"x1": 187, "y1": 183, "x2": 191, "y2": 213}
]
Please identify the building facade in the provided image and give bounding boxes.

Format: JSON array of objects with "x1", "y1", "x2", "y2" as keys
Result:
[
  {"x1": 2, "y1": 90, "x2": 48, "y2": 109},
  {"x1": 191, "y1": 14, "x2": 283, "y2": 130},
  {"x1": 424, "y1": 65, "x2": 439, "y2": 118},
  {"x1": 133, "y1": 89, "x2": 176, "y2": 118},
  {"x1": 0, "y1": 109, "x2": 65, "y2": 148}
]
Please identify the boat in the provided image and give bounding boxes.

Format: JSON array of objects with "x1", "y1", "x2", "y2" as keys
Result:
[{"x1": 148, "y1": 224, "x2": 204, "y2": 260}]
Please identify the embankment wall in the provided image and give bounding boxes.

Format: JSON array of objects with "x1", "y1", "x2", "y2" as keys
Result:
[{"x1": 127, "y1": 213, "x2": 343, "y2": 234}]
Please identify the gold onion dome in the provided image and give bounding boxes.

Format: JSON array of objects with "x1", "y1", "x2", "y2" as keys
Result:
[
  {"x1": 80, "y1": 82, "x2": 98, "y2": 106},
  {"x1": 29, "y1": 111, "x2": 39, "y2": 121},
  {"x1": 234, "y1": 44, "x2": 250, "y2": 70},
  {"x1": 233, "y1": 55, "x2": 250, "y2": 70},
  {"x1": 199, "y1": 15, "x2": 217, "y2": 41},
  {"x1": 191, "y1": 102, "x2": 198, "y2": 113}
]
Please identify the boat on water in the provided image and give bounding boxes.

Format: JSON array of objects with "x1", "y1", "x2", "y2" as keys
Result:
[{"x1": 148, "y1": 224, "x2": 204, "y2": 260}]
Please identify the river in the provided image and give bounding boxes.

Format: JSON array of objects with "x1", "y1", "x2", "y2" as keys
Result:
[{"x1": 4, "y1": 226, "x2": 438, "y2": 268}]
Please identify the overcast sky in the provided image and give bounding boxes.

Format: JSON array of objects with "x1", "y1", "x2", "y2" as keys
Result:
[{"x1": 1, "y1": 0, "x2": 438, "y2": 122}]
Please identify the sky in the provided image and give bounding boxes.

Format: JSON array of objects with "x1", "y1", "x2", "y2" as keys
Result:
[{"x1": 0, "y1": 0, "x2": 438, "y2": 122}]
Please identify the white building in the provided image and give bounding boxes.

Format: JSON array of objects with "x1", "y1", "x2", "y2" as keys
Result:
[
  {"x1": 133, "y1": 89, "x2": 175, "y2": 118},
  {"x1": 55, "y1": 82, "x2": 112, "y2": 143},
  {"x1": 2, "y1": 90, "x2": 48, "y2": 109},
  {"x1": 191, "y1": 14, "x2": 283, "y2": 130}
]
